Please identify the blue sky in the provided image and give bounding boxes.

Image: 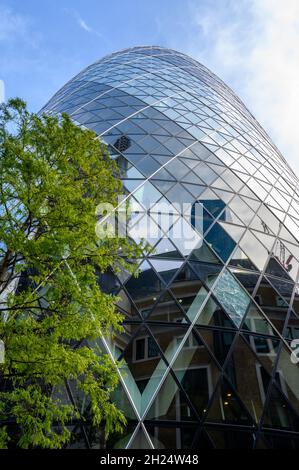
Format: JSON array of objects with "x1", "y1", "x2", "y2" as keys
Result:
[{"x1": 1, "y1": 0, "x2": 299, "y2": 174}]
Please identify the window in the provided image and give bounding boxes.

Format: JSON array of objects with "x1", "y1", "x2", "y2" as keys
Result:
[
  {"x1": 175, "y1": 334, "x2": 202, "y2": 348},
  {"x1": 133, "y1": 336, "x2": 160, "y2": 361},
  {"x1": 276, "y1": 296, "x2": 288, "y2": 308},
  {"x1": 286, "y1": 326, "x2": 299, "y2": 340},
  {"x1": 113, "y1": 135, "x2": 131, "y2": 152}
]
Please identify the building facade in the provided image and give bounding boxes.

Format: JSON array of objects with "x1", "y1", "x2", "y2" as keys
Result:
[{"x1": 41, "y1": 46, "x2": 299, "y2": 449}]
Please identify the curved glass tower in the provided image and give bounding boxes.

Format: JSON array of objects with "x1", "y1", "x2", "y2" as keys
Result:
[{"x1": 42, "y1": 46, "x2": 299, "y2": 449}]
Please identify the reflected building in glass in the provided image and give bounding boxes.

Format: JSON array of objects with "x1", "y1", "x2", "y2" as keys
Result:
[{"x1": 41, "y1": 46, "x2": 299, "y2": 449}]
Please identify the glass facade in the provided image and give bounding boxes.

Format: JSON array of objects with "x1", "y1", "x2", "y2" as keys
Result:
[{"x1": 41, "y1": 46, "x2": 299, "y2": 449}]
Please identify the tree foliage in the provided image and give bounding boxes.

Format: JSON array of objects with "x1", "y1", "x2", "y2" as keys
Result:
[{"x1": 0, "y1": 98, "x2": 141, "y2": 448}]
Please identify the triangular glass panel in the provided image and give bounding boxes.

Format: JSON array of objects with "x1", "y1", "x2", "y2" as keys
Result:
[
  {"x1": 197, "y1": 328, "x2": 236, "y2": 366},
  {"x1": 133, "y1": 181, "x2": 162, "y2": 209},
  {"x1": 172, "y1": 330, "x2": 221, "y2": 419},
  {"x1": 126, "y1": 195, "x2": 146, "y2": 214},
  {"x1": 166, "y1": 158, "x2": 190, "y2": 179},
  {"x1": 260, "y1": 431, "x2": 299, "y2": 449},
  {"x1": 276, "y1": 241, "x2": 299, "y2": 282},
  {"x1": 238, "y1": 230, "x2": 269, "y2": 271},
  {"x1": 262, "y1": 383, "x2": 299, "y2": 432},
  {"x1": 206, "y1": 429, "x2": 255, "y2": 449},
  {"x1": 189, "y1": 239, "x2": 223, "y2": 264},
  {"x1": 265, "y1": 275, "x2": 294, "y2": 303},
  {"x1": 254, "y1": 277, "x2": 288, "y2": 334},
  {"x1": 284, "y1": 310, "x2": 299, "y2": 342},
  {"x1": 144, "y1": 370, "x2": 198, "y2": 421},
  {"x1": 211, "y1": 176, "x2": 234, "y2": 192},
  {"x1": 218, "y1": 222, "x2": 246, "y2": 243},
  {"x1": 151, "y1": 179, "x2": 176, "y2": 194},
  {"x1": 228, "y1": 246, "x2": 258, "y2": 271},
  {"x1": 167, "y1": 217, "x2": 202, "y2": 257},
  {"x1": 148, "y1": 259, "x2": 184, "y2": 285},
  {"x1": 230, "y1": 270, "x2": 260, "y2": 295},
  {"x1": 122, "y1": 179, "x2": 143, "y2": 193},
  {"x1": 115, "y1": 289, "x2": 143, "y2": 321},
  {"x1": 191, "y1": 429, "x2": 214, "y2": 449},
  {"x1": 151, "y1": 168, "x2": 175, "y2": 184},
  {"x1": 205, "y1": 376, "x2": 254, "y2": 426},
  {"x1": 165, "y1": 182, "x2": 196, "y2": 206},
  {"x1": 145, "y1": 291, "x2": 188, "y2": 323},
  {"x1": 151, "y1": 209, "x2": 179, "y2": 235},
  {"x1": 275, "y1": 344, "x2": 299, "y2": 415},
  {"x1": 124, "y1": 260, "x2": 166, "y2": 302},
  {"x1": 110, "y1": 384, "x2": 139, "y2": 420},
  {"x1": 226, "y1": 336, "x2": 278, "y2": 416},
  {"x1": 249, "y1": 215, "x2": 275, "y2": 236},
  {"x1": 188, "y1": 260, "x2": 223, "y2": 289},
  {"x1": 204, "y1": 222, "x2": 237, "y2": 262},
  {"x1": 241, "y1": 332, "x2": 280, "y2": 376},
  {"x1": 150, "y1": 238, "x2": 184, "y2": 260},
  {"x1": 120, "y1": 324, "x2": 169, "y2": 398},
  {"x1": 212, "y1": 188, "x2": 234, "y2": 204},
  {"x1": 150, "y1": 196, "x2": 180, "y2": 215},
  {"x1": 242, "y1": 302, "x2": 278, "y2": 337},
  {"x1": 145, "y1": 423, "x2": 198, "y2": 449},
  {"x1": 252, "y1": 230, "x2": 276, "y2": 252},
  {"x1": 128, "y1": 426, "x2": 153, "y2": 449},
  {"x1": 194, "y1": 293, "x2": 237, "y2": 329},
  {"x1": 146, "y1": 324, "x2": 190, "y2": 365},
  {"x1": 183, "y1": 183, "x2": 207, "y2": 199},
  {"x1": 127, "y1": 211, "x2": 161, "y2": 245},
  {"x1": 265, "y1": 256, "x2": 292, "y2": 281}
]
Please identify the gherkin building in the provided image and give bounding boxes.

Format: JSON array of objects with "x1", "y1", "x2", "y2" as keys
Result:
[{"x1": 41, "y1": 46, "x2": 299, "y2": 449}]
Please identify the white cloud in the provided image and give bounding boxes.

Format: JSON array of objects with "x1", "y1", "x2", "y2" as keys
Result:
[
  {"x1": 65, "y1": 8, "x2": 107, "y2": 41},
  {"x1": 187, "y1": 0, "x2": 299, "y2": 176},
  {"x1": 77, "y1": 17, "x2": 93, "y2": 34}
]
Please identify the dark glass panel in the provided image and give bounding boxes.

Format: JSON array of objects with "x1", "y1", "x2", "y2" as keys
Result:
[
  {"x1": 204, "y1": 222, "x2": 236, "y2": 262},
  {"x1": 145, "y1": 291, "x2": 187, "y2": 323},
  {"x1": 242, "y1": 332, "x2": 280, "y2": 375},
  {"x1": 266, "y1": 256, "x2": 293, "y2": 281},
  {"x1": 263, "y1": 384, "x2": 299, "y2": 432},
  {"x1": 207, "y1": 429, "x2": 255, "y2": 449},
  {"x1": 124, "y1": 260, "x2": 166, "y2": 302},
  {"x1": 284, "y1": 310, "x2": 299, "y2": 342},
  {"x1": 275, "y1": 345, "x2": 299, "y2": 415},
  {"x1": 224, "y1": 335, "x2": 272, "y2": 422},
  {"x1": 261, "y1": 432, "x2": 299, "y2": 449},
  {"x1": 171, "y1": 330, "x2": 220, "y2": 418},
  {"x1": 205, "y1": 376, "x2": 254, "y2": 426},
  {"x1": 198, "y1": 329, "x2": 236, "y2": 366},
  {"x1": 145, "y1": 424, "x2": 198, "y2": 449}
]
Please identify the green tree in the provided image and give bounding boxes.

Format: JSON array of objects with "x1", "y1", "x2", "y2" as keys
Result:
[{"x1": 0, "y1": 99, "x2": 141, "y2": 448}]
